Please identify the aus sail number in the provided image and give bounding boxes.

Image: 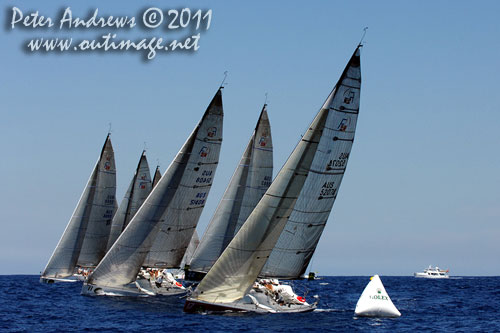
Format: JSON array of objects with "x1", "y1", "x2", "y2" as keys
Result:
[{"x1": 196, "y1": 177, "x2": 212, "y2": 183}]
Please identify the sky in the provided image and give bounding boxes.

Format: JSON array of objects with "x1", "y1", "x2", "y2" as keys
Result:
[{"x1": 1, "y1": 1, "x2": 499, "y2": 276}]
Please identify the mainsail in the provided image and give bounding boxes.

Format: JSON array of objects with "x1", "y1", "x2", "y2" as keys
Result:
[
  {"x1": 106, "y1": 151, "x2": 152, "y2": 251},
  {"x1": 188, "y1": 105, "x2": 273, "y2": 273},
  {"x1": 260, "y1": 52, "x2": 361, "y2": 279},
  {"x1": 87, "y1": 89, "x2": 223, "y2": 287},
  {"x1": 180, "y1": 230, "x2": 200, "y2": 269},
  {"x1": 193, "y1": 46, "x2": 361, "y2": 303},
  {"x1": 143, "y1": 90, "x2": 224, "y2": 269},
  {"x1": 41, "y1": 135, "x2": 116, "y2": 278},
  {"x1": 152, "y1": 166, "x2": 162, "y2": 189}
]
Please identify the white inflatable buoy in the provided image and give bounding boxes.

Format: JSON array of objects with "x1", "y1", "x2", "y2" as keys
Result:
[{"x1": 354, "y1": 275, "x2": 401, "y2": 318}]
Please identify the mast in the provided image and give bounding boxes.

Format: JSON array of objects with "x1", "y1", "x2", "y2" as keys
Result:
[
  {"x1": 193, "y1": 46, "x2": 361, "y2": 303},
  {"x1": 41, "y1": 134, "x2": 115, "y2": 278},
  {"x1": 87, "y1": 88, "x2": 223, "y2": 287},
  {"x1": 188, "y1": 105, "x2": 273, "y2": 274}
]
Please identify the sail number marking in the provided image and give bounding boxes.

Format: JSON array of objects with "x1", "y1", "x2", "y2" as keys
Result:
[
  {"x1": 327, "y1": 152, "x2": 349, "y2": 169},
  {"x1": 195, "y1": 170, "x2": 212, "y2": 184},
  {"x1": 190, "y1": 192, "x2": 207, "y2": 205},
  {"x1": 261, "y1": 176, "x2": 272, "y2": 187},
  {"x1": 320, "y1": 181, "x2": 336, "y2": 196}
]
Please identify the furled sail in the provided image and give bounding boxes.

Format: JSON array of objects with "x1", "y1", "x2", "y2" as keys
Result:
[
  {"x1": 106, "y1": 151, "x2": 152, "y2": 251},
  {"x1": 194, "y1": 46, "x2": 361, "y2": 303},
  {"x1": 188, "y1": 105, "x2": 273, "y2": 273},
  {"x1": 152, "y1": 166, "x2": 161, "y2": 189},
  {"x1": 87, "y1": 89, "x2": 223, "y2": 287},
  {"x1": 41, "y1": 135, "x2": 116, "y2": 278},
  {"x1": 143, "y1": 92, "x2": 224, "y2": 269}
]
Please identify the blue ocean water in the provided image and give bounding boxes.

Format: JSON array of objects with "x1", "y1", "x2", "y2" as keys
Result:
[{"x1": 1, "y1": 275, "x2": 499, "y2": 332}]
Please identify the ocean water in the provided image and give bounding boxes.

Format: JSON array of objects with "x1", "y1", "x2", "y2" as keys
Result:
[{"x1": 1, "y1": 275, "x2": 499, "y2": 332}]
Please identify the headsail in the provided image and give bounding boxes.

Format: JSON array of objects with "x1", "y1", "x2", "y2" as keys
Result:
[
  {"x1": 106, "y1": 151, "x2": 152, "y2": 251},
  {"x1": 41, "y1": 135, "x2": 116, "y2": 278},
  {"x1": 188, "y1": 105, "x2": 273, "y2": 273},
  {"x1": 143, "y1": 91, "x2": 224, "y2": 269},
  {"x1": 194, "y1": 46, "x2": 361, "y2": 303},
  {"x1": 152, "y1": 166, "x2": 161, "y2": 189},
  {"x1": 87, "y1": 89, "x2": 223, "y2": 287}
]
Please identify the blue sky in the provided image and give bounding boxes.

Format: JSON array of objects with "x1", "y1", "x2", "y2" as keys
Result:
[{"x1": 1, "y1": 1, "x2": 499, "y2": 276}]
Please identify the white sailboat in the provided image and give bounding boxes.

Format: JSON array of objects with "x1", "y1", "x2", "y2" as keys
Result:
[
  {"x1": 106, "y1": 150, "x2": 152, "y2": 251},
  {"x1": 186, "y1": 105, "x2": 273, "y2": 280},
  {"x1": 82, "y1": 88, "x2": 223, "y2": 296},
  {"x1": 355, "y1": 275, "x2": 401, "y2": 318},
  {"x1": 184, "y1": 45, "x2": 362, "y2": 313},
  {"x1": 41, "y1": 134, "x2": 117, "y2": 283}
]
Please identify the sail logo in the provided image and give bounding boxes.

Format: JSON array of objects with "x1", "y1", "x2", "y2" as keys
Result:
[
  {"x1": 343, "y1": 89, "x2": 355, "y2": 104},
  {"x1": 104, "y1": 161, "x2": 111, "y2": 170},
  {"x1": 259, "y1": 131, "x2": 269, "y2": 147},
  {"x1": 207, "y1": 127, "x2": 217, "y2": 138},
  {"x1": 140, "y1": 174, "x2": 147, "y2": 180},
  {"x1": 140, "y1": 182, "x2": 147, "y2": 189},
  {"x1": 337, "y1": 118, "x2": 350, "y2": 131},
  {"x1": 199, "y1": 146, "x2": 210, "y2": 157}
]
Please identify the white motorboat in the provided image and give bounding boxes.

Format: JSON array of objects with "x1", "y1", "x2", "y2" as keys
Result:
[{"x1": 414, "y1": 266, "x2": 449, "y2": 279}]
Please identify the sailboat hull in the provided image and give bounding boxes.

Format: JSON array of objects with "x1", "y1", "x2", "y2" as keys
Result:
[
  {"x1": 40, "y1": 276, "x2": 80, "y2": 284},
  {"x1": 184, "y1": 290, "x2": 316, "y2": 314},
  {"x1": 81, "y1": 279, "x2": 187, "y2": 297}
]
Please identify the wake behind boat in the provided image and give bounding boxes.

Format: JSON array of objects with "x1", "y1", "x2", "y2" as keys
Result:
[{"x1": 414, "y1": 266, "x2": 449, "y2": 279}]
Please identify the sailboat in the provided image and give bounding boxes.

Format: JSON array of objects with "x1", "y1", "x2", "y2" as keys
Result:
[
  {"x1": 106, "y1": 150, "x2": 152, "y2": 251},
  {"x1": 82, "y1": 88, "x2": 224, "y2": 296},
  {"x1": 186, "y1": 105, "x2": 273, "y2": 281},
  {"x1": 41, "y1": 134, "x2": 117, "y2": 283},
  {"x1": 184, "y1": 45, "x2": 362, "y2": 313}
]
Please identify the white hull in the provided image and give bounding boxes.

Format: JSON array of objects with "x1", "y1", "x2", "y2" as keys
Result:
[
  {"x1": 81, "y1": 278, "x2": 187, "y2": 297},
  {"x1": 414, "y1": 266, "x2": 449, "y2": 279},
  {"x1": 40, "y1": 276, "x2": 80, "y2": 284},
  {"x1": 185, "y1": 289, "x2": 316, "y2": 314},
  {"x1": 414, "y1": 272, "x2": 449, "y2": 279}
]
